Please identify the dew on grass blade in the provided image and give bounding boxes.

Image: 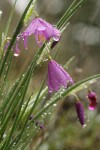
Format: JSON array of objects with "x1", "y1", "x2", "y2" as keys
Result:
[{"x1": 53, "y1": 103, "x2": 57, "y2": 107}]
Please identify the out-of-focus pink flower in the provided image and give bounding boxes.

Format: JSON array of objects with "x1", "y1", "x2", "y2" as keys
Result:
[
  {"x1": 88, "y1": 91, "x2": 97, "y2": 110},
  {"x1": 35, "y1": 121, "x2": 45, "y2": 130},
  {"x1": 4, "y1": 39, "x2": 20, "y2": 57},
  {"x1": 75, "y1": 101, "x2": 85, "y2": 126},
  {"x1": 47, "y1": 60, "x2": 74, "y2": 93},
  {"x1": 4, "y1": 40, "x2": 10, "y2": 50},
  {"x1": 21, "y1": 18, "x2": 61, "y2": 47},
  {"x1": 29, "y1": 115, "x2": 34, "y2": 120}
]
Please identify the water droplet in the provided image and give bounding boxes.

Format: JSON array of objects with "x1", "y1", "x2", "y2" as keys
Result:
[
  {"x1": 0, "y1": 10, "x2": 3, "y2": 15},
  {"x1": 43, "y1": 96, "x2": 46, "y2": 99},
  {"x1": 48, "y1": 112, "x2": 51, "y2": 115},
  {"x1": 3, "y1": 133, "x2": 6, "y2": 138},
  {"x1": 47, "y1": 41, "x2": 51, "y2": 45},
  {"x1": 53, "y1": 104, "x2": 57, "y2": 107},
  {"x1": 49, "y1": 90, "x2": 52, "y2": 93},
  {"x1": 44, "y1": 113, "x2": 47, "y2": 115},
  {"x1": 44, "y1": 59, "x2": 48, "y2": 62},
  {"x1": 14, "y1": 52, "x2": 19, "y2": 57},
  {"x1": 87, "y1": 119, "x2": 90, "y2": 122},
  {"x1": 82, "y1": 124, "x2": 87, "y2": 128}
]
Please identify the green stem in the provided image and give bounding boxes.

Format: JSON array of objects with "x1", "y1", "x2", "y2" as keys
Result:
[
  {"x1": 8, "y1": 76, "x2": 46, "y2": 149},
  {"x1": 57, "y1": 0, "x2": 87, "y2": 29},
  {"x1": 0, "y1": 0, "x2": 17, "y2": 61},
  {"x1": 0, "y1": 0, "x2": 38, "y2": 76},
  {"x1": 30, "y1": 74, "x2": 100, "y2": 124},
  {"x1": 57, "y1": 0, "x2": 78, "y2": 28},
  {"x1": 0, "y1": 44, "x2": 45, "y2": 150}
]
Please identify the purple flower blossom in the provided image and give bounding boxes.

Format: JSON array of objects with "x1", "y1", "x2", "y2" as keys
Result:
[
  {"x1": 75, "y1": 101, "x2": 85, "y2": 126},
  {"x1": 39, "y1": 124, "x2": 45, "y2": 130},
  {"x1": 4, "y1": 37, "x2": 20, "y2": 57},
  {"x1": 47, "y1": 60, "x2": 74, "y2": 93},
  {"x1": 21, "y1": 17, "x2": 61, "y2": 47},
  {"x1": 87, "y1": 91, "x2": 97, "y2": 110}
]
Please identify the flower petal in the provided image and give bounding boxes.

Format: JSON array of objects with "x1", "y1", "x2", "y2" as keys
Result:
[
  {"x1": 47, "y1": 60, "x2": 73, "y2": 92},
  {"x1": 21, "y1": 18, "x2": 61, "y2": 47}
]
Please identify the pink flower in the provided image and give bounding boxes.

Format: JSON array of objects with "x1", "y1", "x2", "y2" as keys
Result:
[
  {"x1": 21, "y1": 18, "x2": 61, "y2": 48},
  {"x1": 75, "y1": 101, "x2": 85, "y2": 126},
  {"x1": 4, "y1": 39, "x2": 20, "y2": 57},
  {"x1": 47, "y1": 60, "x2": 74, "y2": 93},
  {"x1": 88, "y1": 91, "x2": 97, "y2": 110}
]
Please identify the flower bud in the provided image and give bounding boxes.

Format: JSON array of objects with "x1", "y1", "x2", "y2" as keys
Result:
[
  {"x1": 47, "y1": 60, "x2": 74, "y2": 93},
  {"x1": 88, "y1": 91, "x2": 97, "y2": 110},
  {"x1": 75, "y1": 101, "x2": 85, "y2": 126}
]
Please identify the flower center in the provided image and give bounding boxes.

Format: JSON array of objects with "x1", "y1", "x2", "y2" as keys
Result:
[{"x1": 38, "y1": 34, "x2": 46, "y2": 43}]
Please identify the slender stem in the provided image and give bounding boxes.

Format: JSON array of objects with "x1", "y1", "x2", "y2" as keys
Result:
[
  {"x1": 31, "y1": 74, "x2": 100, "y2": 122},
  {"x1": 0, "y1": 0, "x2": 17, "y2": 61},
  {"x1": 0, "y1": 0, "x2": 38, "y2": 76},
  {"x1": 57, "y1": 0, "x2": 78, "y2": 28},
  {"x1": 57, "y1": 0, "x2": 87, "y2": 29}
]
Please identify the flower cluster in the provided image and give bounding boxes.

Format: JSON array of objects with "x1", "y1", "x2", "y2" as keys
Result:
[
  {"x1": 6, "y1": 16, "x2": 98, "y2": 127},
  {"x1": 75, "y1": 90, "x2": 97, "y2": 126},
  {"x1": 14, "y1": 17, "x2": 74, "y2": 93}
]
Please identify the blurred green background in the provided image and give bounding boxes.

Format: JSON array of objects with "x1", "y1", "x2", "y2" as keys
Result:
[{"x1": 0, "y1": 0, "x2": 100, "y2": 150}]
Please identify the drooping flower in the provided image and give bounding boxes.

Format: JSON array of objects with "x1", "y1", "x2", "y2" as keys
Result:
[
  {"x1": 47, "y1": 60, "x2": 74, "y2": 93},
  {"x1": 75, "y1": 101, "x2": 85, "y2": 126},
  {"x1": 4, "y1": 39, "x2": 20, "y2": 57},
  {"x1": 87, "y1": 91, "x2": 97, "y2": 110},
  {"x1": 21, "y1": 17, "x2": 61, "y2": 48}
]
